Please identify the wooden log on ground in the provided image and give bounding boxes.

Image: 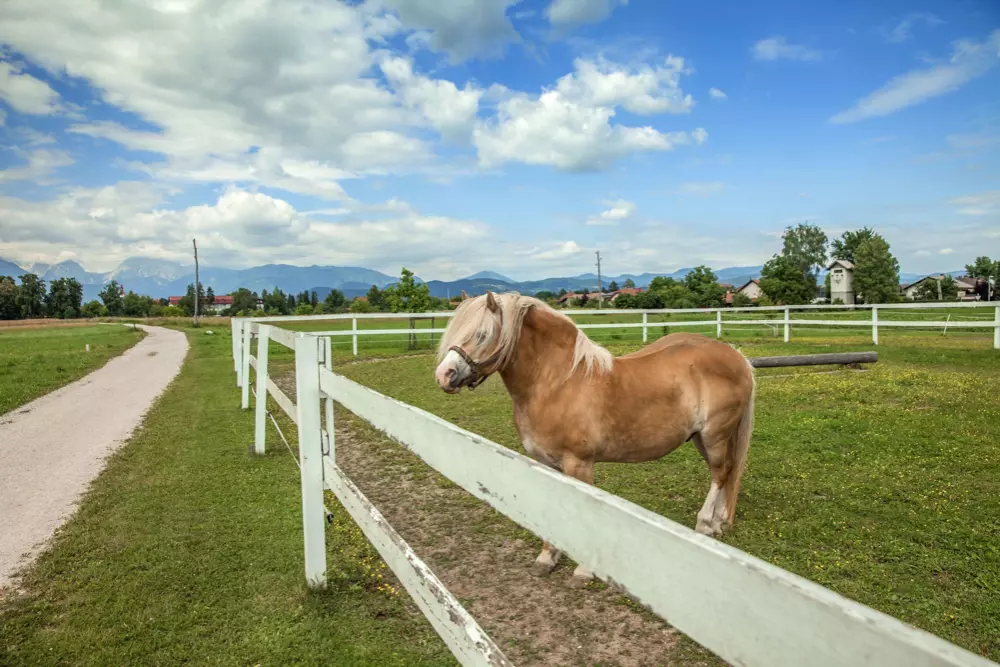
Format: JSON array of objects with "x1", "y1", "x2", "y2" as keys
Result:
[{"x1": 749, "y1": 351, "x2": 878, "y2": 369}]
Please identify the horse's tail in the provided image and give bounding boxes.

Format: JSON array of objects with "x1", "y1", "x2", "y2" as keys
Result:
[{"x1": 725, "y1": 360, "x2": 755, "y2": 521}]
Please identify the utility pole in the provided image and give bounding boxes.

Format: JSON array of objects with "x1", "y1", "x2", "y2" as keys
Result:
[
  {"x1": 193, "y1": 238, "x2": 200, "y2": 326},
  {"x1": 595, "y1": 250, "x2": 603, "y2": 309}
]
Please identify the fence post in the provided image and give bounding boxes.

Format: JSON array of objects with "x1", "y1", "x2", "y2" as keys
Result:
[
  {"x1": 241, "y1": 324, "x2": 253, "y2": 409},
  {"x1": 783, "y1": 307, "x2": 790, "y2": 343},
  {"x1": 323, "y1": 337, "x2": 335, "y2": 462},
  {"x1": 642, "y1": 312, "x2": 648, "y2": 343},
  {"x1": 872, "y1": 306, "x2": 879, "y2": 346},
  {"x1": 716, "y1": 310, "x2": 722, "y2": 338},
  {"x1": 295, "y1": 333, "x2": 327, "y2": 589},
  {"x1": 231, "y1": 319, "x2": 240, "y2": 384},
  {"x1": 994, "y1": 305, "x2": 999, "y2": 350},
  {"x1": 253, "y1": 326, "x2": 270, "y2": 455},
  {"x1": 352, "y1": 317, "x2": 358, "y2": 357}
]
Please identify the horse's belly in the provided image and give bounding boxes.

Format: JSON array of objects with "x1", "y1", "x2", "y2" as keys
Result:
[{"x1": 598, "y1": 434, "x2": 688, "y2": 463}]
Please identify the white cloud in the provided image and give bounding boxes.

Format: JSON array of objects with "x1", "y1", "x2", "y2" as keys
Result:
[
  {"x1": 831, "y1": 30, "x2": 1000, "y2": 124},
  {"x1": 883, "y1": 12, "x2": 942, "y2": 44},
  {"x1": 0, "y1": 0, "x2": 489, "y2": 195},
  {"x1": 546, "y1": 0, "x2": 627, "y2": 27},
  {"x1": 555, "y1": 56, "x2": 694, "y2": 114},
  {"x1": 529, "y1": 240, "x2": 584, "y2": 261},
  {"x1": 939, "y1": 248, "x2": 955, "y2": 255},
  {"x1": 914, "y1": 250, "x2": 931, "y2": 257},
  {"x1": 587, "y1": 199, "x2": 635, "y2": 225},
  {"x1": 708, "y1": 87, "x2": 728, "y2": 100},
  {"x1": 674, "y1": 181, "x2": 724, "y2": 197},
  {"x1": 474, "y1": 56, "x2": 704, "y2": 170},
  {"x1": 0, "y1": 61, "x2": 62, "y2": 115},
  {"x1": 949, "y1": 190, "x2": 1000, "y2": 216},
  {"x1": 378, "y1": 56, "x2": 483, "y2": 142},
  {"x1": 380, "y1": 0, "x2": 521, "y2": 62},
  {"x1": 752, "y1": 37, "x2": 822, "y2": 62},
  {"x1": 0, "y1": 148, "x2": 74, "y2": 183}
]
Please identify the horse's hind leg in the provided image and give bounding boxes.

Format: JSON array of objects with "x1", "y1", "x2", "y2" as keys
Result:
[
  {"x1": 531, "y1": 541, "x2": 562, "y2": 576},
  {"x1": 692, "y1": 432, "x2": 733, "y2": 537}
]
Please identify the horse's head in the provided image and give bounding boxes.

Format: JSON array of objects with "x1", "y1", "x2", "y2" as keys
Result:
[{"x1": 435, "y1": 291, "x2": 505, "y2": 393}]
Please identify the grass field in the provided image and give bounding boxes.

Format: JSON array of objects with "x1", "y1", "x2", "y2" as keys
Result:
[
  {"x1": 0, "y1": 326, "x2": 455, "y2": 666},
  {"x1": 333, "y1": 333, "x2": 1000, "y2": 660},
  {"x1": 0, "y1": 324, "x2": 146, "y2": 415}
]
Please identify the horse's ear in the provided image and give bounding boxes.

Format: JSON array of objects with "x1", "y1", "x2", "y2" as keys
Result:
[
  {"x1": 485, "y1": 291, "x2": 499, "y2": 312},
  {"x1": 460, "y1": 290, "x2": 469, "y2": 301}
]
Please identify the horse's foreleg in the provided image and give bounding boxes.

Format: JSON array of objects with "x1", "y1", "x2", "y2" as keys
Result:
[{"x1": 562, "y1": 455, "x2": 597, "y2": 586}]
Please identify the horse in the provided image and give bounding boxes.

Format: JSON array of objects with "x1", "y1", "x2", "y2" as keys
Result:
[{"x1": 434, "y1": 291, "x2": 756, "y2": 584}]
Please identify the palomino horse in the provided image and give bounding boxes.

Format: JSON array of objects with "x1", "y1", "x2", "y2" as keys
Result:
[{"x1": 434, "y1": 292, "x2": 755, "y2": 583}]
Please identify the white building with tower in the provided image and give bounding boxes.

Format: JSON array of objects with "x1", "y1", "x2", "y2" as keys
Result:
[{"x1": 828, "y1": 259, "x2": 855, "y2": 304}]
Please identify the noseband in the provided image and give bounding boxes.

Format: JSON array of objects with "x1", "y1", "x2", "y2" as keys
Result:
[{"x1": 448, "y1": 308, "x2": 504, "y2": 390}]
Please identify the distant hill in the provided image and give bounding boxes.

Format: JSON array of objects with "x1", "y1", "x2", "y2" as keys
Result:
[{"x1": 0, "y1": 255, "x2": 969, "y2": 303}]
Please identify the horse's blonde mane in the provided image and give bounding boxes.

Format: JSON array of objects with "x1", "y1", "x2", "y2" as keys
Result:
[{"x1": 438, "y1": 292, "x2": 613, "y2": 377}]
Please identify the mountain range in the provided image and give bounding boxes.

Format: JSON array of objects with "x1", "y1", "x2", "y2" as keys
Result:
[{"x1": 0, "y1": 256, "x2": 962, "y2": 303}]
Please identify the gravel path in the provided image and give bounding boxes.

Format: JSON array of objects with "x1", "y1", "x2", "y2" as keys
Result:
[{"x1": 0, "y1": 325, "x2": 188, "y2": 592}]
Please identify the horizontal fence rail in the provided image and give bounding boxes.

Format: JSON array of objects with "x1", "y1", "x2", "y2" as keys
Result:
[
  {"x1": 233, "y1": 302, "x2": 1000, "y2": 359},
  {"x1": 230, "y1": 314, "x2": 998, "y2": 667},
  {"x1": 311, "y1": 369, "x2": 995, "y2": 667}
]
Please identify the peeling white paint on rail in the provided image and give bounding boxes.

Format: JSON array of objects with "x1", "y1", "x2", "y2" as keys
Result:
[
  {"x1": 324, "y1": 460, "x2": 510, "y2": 667},
  {"x1": 317, "y1": 368, "x2": 997, "y2": 667}
]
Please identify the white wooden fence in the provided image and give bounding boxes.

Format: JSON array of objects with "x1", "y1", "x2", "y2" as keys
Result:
[
  {"x1": 230, "y1": 316, "x2": 998, "y2": 667},
  {"x1": 238, "y1": 301, "x2": 1000, "y2": 356}
]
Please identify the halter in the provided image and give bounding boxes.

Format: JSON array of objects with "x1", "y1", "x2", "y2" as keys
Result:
[{"x1": 448, "y1": 307, "x2": 504, "y2": 390}]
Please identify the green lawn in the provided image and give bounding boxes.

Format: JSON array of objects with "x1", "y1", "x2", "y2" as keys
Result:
[
  {"x1": 0, "y1": 327, "x2": 455, "y2": 666},
  {"x1": 0, "y1": 324, "x2": 146, "y2": 415},
  {"x1": 334, "y1": 333, "x2": 1000, "y2": 660}
]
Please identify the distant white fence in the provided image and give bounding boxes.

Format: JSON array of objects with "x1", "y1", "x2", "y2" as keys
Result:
[
  {"x1": 239, "y1": 301, "x2": 1000, "y2": 356},
  {"x1": 230, "y1": 315, "x2": 998, "y2": 667}
]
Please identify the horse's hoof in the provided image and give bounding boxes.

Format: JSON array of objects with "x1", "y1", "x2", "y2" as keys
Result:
[{"x1": 530, "y1": 561, "x2": 556, "y2": 577}]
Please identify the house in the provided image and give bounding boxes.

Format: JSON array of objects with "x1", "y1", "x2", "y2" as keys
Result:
[
  {"x1": 730, "y1": 279, "x2": 761, "y2": 303},
  {"x1": 166, "y1": 293, "x2": 257, "y2": 313},
  {"x1": 901, "y1": 275, "x2": 980, "y2": 301},
  {"x1": 609, "y1": 287, "x2": 645, "y2": 301}
]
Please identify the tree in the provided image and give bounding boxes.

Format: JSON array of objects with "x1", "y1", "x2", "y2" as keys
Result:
[
  {"x1": 557, "y1": 288, "x2": 568, "y2": 298},
  {"x1": 534, "y1": 290, "x2": 556, "y2": 301},
  {"x1": 206, "y1": 287, "x2": 215, "y2": 306},
  {"x1": 323, "y1": 289, "x2": 346, "y2": 312},
  {"x1": 683, "y1": 266, "x2": 725, "y2": 308},
  {"x1": 913, "y1": 276, "x2": 958, "y2": 302},
  {"x1": 623, "y1": 278, "x2": 636, "y2": 289},
  {"x1": 310, "y1": 291, "x2": 319, "y2": 307},
  {"x1": 178, "y1": 282, "x2": 204, "y2": 316},
  {"x1": 287, "y1": 293, "x2": 296, "y2": 311},
  {"x1": 648, "y1": 276, "x2": 697, "y2": 308},
  {"x1": 295, "y1": 303, "x2": 314, "y2": 316},
  {"x1": 47, "y1": 278, "x2": 82, "y2": 318},
  {"x1": 382, "y1": 268, "x2": 431, "y2": 313},
  {"x1": 731, "y1": 292, "x2": 755, "y2": 308},
  {"x1": 759, "y1": 254, "x2": 816, "y2": 305},
  {"x1": 853, "y1": 236, "x2": 901, "y2": 304},
  {"x1": 0, "y1": 276, "x2": 19, "y2": 320},
  {"x1": 17, "y1": 273, "x2": 47, "y2": 318},
  {"x1": 123, "y1": 291, "x2": 154, "y2": 317},
  {"x1": 607, "y1": 280, "x2": 619, "y2": 293},
  {"x1": 781, "y1": 222, "x2": 828, "y2": 278},
  {"x1": 230, "y1": 288, "x2": 258, "y2": 313},
  {"x1": 366, "y1": 285, "x2": 386, "y2": 311},
  {"x1": 81, "y1": 300, "x2": 107, "y2": 318},
  {"x1": 100, "y1": 281, "x2": 125, "y2": 316},
  {"x1": 831, "y1": 227, "x2": 877, "y2": 263},
  {"x1": 350, "y1": 297, "x2": 374, "y2": 313},
  {"x1": 965, "y1": 256, "x2": 998, "y2": 280}
]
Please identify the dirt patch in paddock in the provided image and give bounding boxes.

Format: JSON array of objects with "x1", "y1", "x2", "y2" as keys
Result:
[{"x1": 274, "y1": 371, "x2": 721, "y2": 667}]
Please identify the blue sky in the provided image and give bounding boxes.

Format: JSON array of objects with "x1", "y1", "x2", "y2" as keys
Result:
[{"x1": 0, "y1": 0, "x2": 998, "y2": 281}]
